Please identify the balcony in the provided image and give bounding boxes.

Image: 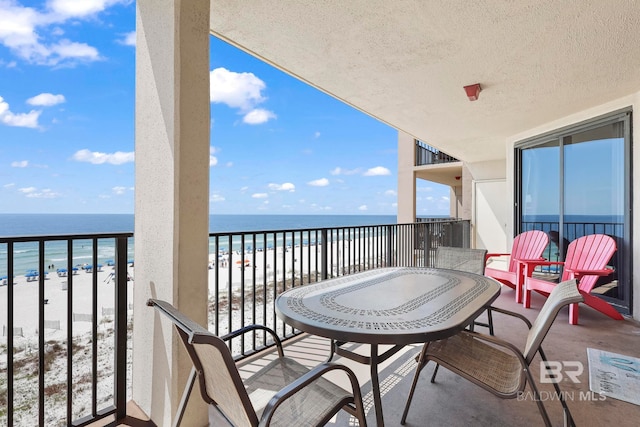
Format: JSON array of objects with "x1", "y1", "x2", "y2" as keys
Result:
[
  {"x1": 415, "y1": 141, "x2": 459, "y2": 166},
  {"x1": 1, "y1": 221, "x2": 639, "y2": 426}
]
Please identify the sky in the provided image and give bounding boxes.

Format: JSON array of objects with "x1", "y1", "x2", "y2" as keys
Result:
[{"x1": 0, "y1": 0, "x2": 450, "y2": 216}]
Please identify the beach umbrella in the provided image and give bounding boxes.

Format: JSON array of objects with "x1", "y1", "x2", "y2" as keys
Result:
[{"x1": 105, "y1": 259, "x2": 115, "y2": 266}]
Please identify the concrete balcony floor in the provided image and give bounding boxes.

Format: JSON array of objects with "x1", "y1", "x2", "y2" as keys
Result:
[{"x1": 114, "y1": 288, "x2": 640, "y2": 426}]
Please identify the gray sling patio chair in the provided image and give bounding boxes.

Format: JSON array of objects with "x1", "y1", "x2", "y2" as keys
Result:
[
  {"x1": 434, "y1": 246, "x2": 493, "y2": 334},
  {"x1": 401, "y1": 279, "x2": 582, "y2": 427},
  {"x1": 148, "y1": 299, "x2": 368, "y2": 427}
]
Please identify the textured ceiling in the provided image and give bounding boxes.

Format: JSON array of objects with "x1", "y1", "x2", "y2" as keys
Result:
[{"x1": 210, "y1": 0, "x2": 640, "y2": 163}]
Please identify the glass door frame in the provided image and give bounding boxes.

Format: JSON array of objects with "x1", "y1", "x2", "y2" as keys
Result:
[{"x1": 514, "y1": 108, "x2": 633, "y2": 315}]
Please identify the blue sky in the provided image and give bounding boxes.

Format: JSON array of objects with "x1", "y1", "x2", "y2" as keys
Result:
[{"x1": 0, "y1": 0, "x2": 450, "y2": 215}]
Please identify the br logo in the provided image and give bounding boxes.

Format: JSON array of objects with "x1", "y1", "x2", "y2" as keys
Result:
[{"x1": 540, "y1": 361, "x2": 584, "y2": 383}]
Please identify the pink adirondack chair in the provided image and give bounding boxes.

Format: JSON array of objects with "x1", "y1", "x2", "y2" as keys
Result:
[
  {"x1": 523, "y1": 234, "x2": 623, "y2": 325},
  {"x1": 484, "y1": 230, "x2": 549, "y2": 303}
]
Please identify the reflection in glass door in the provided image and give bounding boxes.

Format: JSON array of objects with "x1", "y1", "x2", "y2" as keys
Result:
[{"x1": 516, "y1": 112, "x2": 631, "y2": 314}]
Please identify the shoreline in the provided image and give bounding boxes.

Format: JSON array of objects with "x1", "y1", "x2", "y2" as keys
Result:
[{"x1": 1, "y1": 238, "x2": 379, "y2": 341}]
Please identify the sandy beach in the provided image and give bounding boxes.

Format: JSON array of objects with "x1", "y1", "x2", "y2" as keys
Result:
[
  {"x1": 0, "y1": 266, "x2": 135, "y2": 343},
  {"x1": 1, "y1": 239, "x2": 369, "y2": 342}
]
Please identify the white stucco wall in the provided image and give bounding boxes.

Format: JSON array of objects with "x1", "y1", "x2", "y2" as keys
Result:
[
  {"x1": 397, "y1": 132, "x2": 417, "y2": 223},
  {"x1": 134, "y1": 1, "x2": 211, "y2": 424}
]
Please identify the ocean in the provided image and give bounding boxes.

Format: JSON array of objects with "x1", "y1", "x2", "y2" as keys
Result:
[{"x1": 0, "y1": 214, "x2": 397, "y2": 276}]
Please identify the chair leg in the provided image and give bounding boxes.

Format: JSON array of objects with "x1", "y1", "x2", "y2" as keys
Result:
[
  {"x1": 525, "y1": 368, "x2": 553, "y2": 427},
  {"x1": 540, "y1": 348, "x2": 576, "y2": 427},
  {"x1": 581, "y1": 293, "x2": 624, "y2": 321},
  {"x1": 401, "y1": 344, "x2": 430, "y2": 425},
  {"x1": 487, "y1": 309, "x2": 494, "y2": 336},
  {"x1": 430, "y1": 364, "x2": 440, "y2": 383},
  {"x1": 173, "y1": 367, "x2": 197, "y2": 427}
]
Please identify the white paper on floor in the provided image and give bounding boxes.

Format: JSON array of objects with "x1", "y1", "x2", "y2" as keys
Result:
[{"x1": 587, "y1": 347, "x2": 640, "y2": 405}]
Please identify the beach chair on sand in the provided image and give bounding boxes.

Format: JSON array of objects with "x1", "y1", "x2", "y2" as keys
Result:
[{"x1": 147, "y1": 299, "x2": 368, "y2": 427}]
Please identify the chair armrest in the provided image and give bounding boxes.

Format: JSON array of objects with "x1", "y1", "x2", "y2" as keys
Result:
[
  {"x1": 485, "y1": 306, "x2": 533, "y2": 329},
  {"x1": 513, "y1": 257, "x2": 546, "y2": 262},
  {"x1": 565, "y1": 267, "x2": 614, "y2": 279},
  {"x1": 485, "y1": 253, "x2": 511, "y2": 261},
  {"x1": 518, "y1": 259, "x2": 563, "y2": 267},
  {"x1": 258, "y1": 362, "x2": 363, "y2": 427},
  {"x1": 518, "y1": 259, "x2": 563, "y2": 278},
  {"x1": 221, "y1": 324, "x2": 284, "y2": 357}
]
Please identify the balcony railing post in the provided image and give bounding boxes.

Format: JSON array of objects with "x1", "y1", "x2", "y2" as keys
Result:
[
  {"x1": 114, "y1": 236, "x2": 128, "y2": 420},
  {"x1": 386, "y1": 225, "x2": 394, "y2": 267},
  {"x1": 321, "y1": 229, "x2": 328, "y2": 280},
  {"x1": 7, "y1": 242, "x2": 14, "y2": 427}
]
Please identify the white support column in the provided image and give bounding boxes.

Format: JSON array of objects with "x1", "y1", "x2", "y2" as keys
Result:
[
  {"x1": 133, "y1": 1, "x2": 210, "y2": 425},
  {"x1": 397, "y1": 131, "x2": 417, "y2": 223}
]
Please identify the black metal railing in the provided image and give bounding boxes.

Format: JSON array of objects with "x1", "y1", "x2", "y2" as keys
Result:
[
  {"x1": 521, "y1": 220, "x2": 624, "y2": 263},
  {"x1": 208, "y1": 220, "x2": 471, "y2": 359},
  {"x1": 0, "y1": 233, "x2": 132, "y2": 427},
  {"x1": 1, "y1": 219, "x2": 470, "y2": 425},
  {"x1": 415, "y1": 140, "x2": 459, "y2": 166}
]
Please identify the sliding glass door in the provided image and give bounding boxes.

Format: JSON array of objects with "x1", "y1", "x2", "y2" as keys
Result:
[{"x1": 516, "y1": 110, "x2": 631, "y2": 314}]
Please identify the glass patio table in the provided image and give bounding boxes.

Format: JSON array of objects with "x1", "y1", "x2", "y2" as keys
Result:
[{"x1": 275, "y1": 266, "x2": 501, "y2": 427}]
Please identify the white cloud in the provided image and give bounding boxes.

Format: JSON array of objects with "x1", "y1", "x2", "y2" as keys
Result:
[
  {"x1": 308, "y1": 178, "x2": 329, "y2": 187},
  {"x1": 18, "y1": 186, "x2": 36, "y2": 193},
  {"x1": 330, "y1": 167, "x2": 360, "y2": 176},
  {"x1": 112, "y1": 186, "x2": 128, "y2": 195},
  {"x1": 210, "y1": 67, "x2": 266, "y2": 110},
  {"x1": 252, "y1": 193, "x2": 268, "y2": 199},
  {"x1": 48, "y1": 0, "x2": 126, "y2": 19},
  {"x1": 50, "y1": 39, "x2": 99, "y2": 61},
  {"x1": 0, "y1": 96, "x2": 40, "y2": 128},
  {"x1": 314, "y1": 131, "x2": 321, "y2": 138},
  {"x1": 11, "y1": 160, "x2": 28, "y2": 167},
  {"x1": 384, "y1": 189, "x2": 397, "y2": 196},
  {"x1": 210, "y1": 146, "x2": 218, "y2": 167},
  {"x1": 3, "y1": 183, "x2": 15, "y2": 188},
  {"x1": 243, "y1": 108, "x2": 276, "y2": 125},
  {"x1": 26, "y1": 188, "x2": 59, "y2": 198},
  {"x1": 268, "y1": 182, "x2": 295, "y2": 192},
  {"x1": 0, "y1": 0, "x2": 126, "y2": 66},
  {"x1": 210, "y1": 67, "x2": 277, "y2": 124},
  {"x1": 119, "y1": 30, "x2": 135, "y2": 47},
  {"x1": 72, "y1": 149, "x2": 134, "y2": 165},
  {"x1": 0, "y1": 59, "x2": 17, "y2": 68},
  {"x1": 358, "y1": 205, "x2": 368, "y2": 211},
  {"x1": 210, "y1": 193, "x2": 225, "y2": 203},
  {"x1": 27, "y1": 92, "x2": 65, "y2": 106},
  {"x1": 363, "y1": 166, "x2": 391, "y2": 176}
]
